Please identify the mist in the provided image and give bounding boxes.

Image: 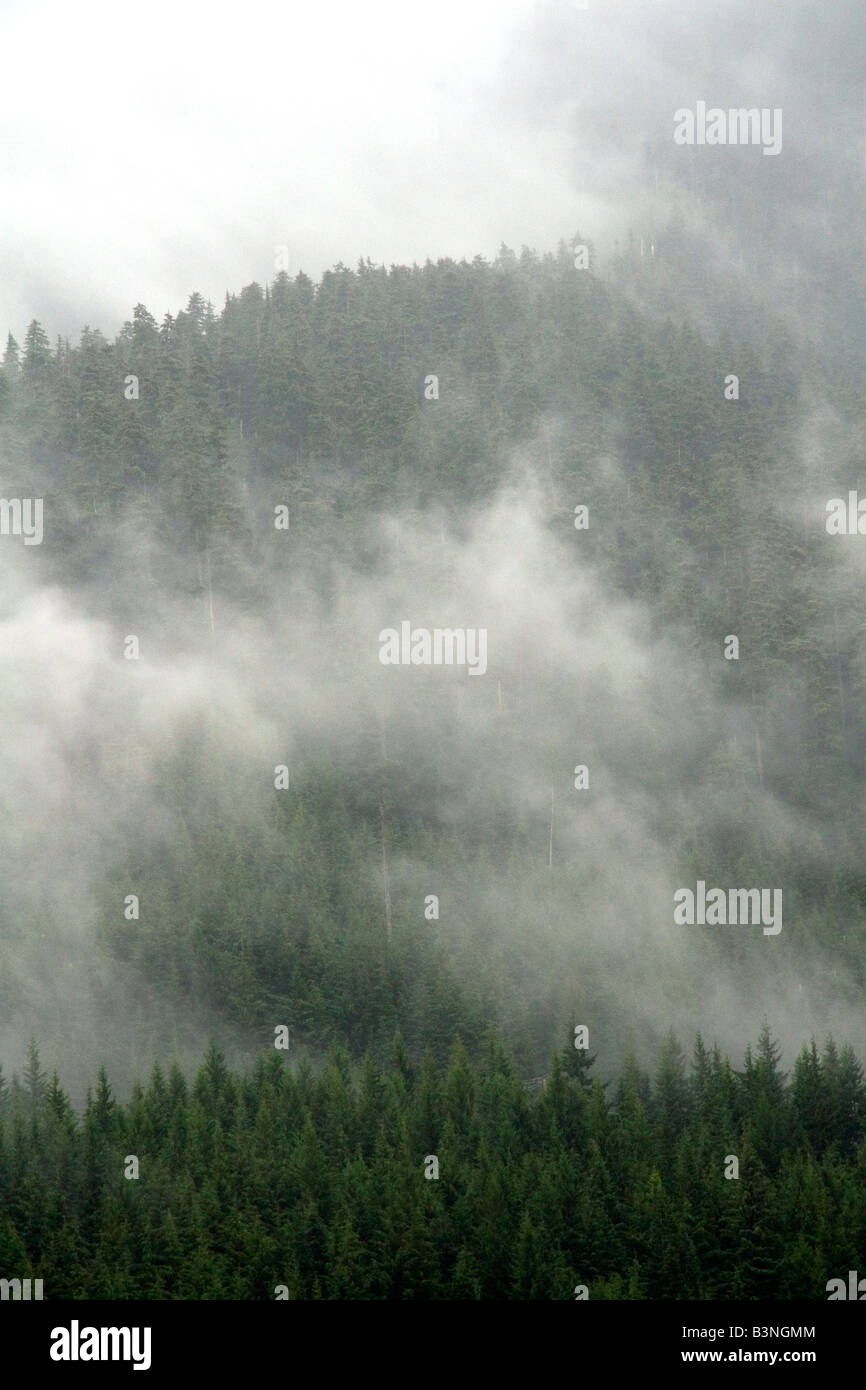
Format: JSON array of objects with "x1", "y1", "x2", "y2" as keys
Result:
[
  {"x1": 3, "y1": 0, "x2": 866, "y2": 1325},
  {"x1": 2, "y1": 405, "x2": 864, "y2": 1101}
]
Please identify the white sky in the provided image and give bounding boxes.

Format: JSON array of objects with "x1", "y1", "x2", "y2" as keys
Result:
[{"x1": 0, "y1": 0, "x2": 590, "y2": 339}]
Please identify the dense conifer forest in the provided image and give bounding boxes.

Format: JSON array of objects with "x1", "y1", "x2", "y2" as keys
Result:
[
  {"x1": 2, "y1": 234, "x2": 865, "y2": 1299},
  {"x1": 2, "y1": 1029, "x2": 864, "y2": 1299}
]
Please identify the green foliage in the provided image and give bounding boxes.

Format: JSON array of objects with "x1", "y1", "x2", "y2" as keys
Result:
[
  {"x1": 1, "y1": 1028, "x2": 862, "y2": 1299},
  {"x1": 2, "y1": 237, "x2": 866, "y2": 1299}
]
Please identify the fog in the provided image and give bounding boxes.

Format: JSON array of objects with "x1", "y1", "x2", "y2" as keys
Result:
[
  {"x1": 2, "y1": 0, "x2": 862, "y2": 340},
  {"x1": 0, "y1": 446, "x2": 862, "y2": 1096},
  {"x1": 1, "y1": 0, "x2": 864, "y2": 1102}
]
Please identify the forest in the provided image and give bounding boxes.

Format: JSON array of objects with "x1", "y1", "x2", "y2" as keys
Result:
[
  {"x1": 1, "y1": 1028, "x2": 863, "y2": 1299},
  {"x1": 1, "y1": 227, "x2": 865, "y2": 1297}
]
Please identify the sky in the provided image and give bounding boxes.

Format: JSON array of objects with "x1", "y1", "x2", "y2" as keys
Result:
[
  {"x1": 2, "y1": 0, "x2": 859, "y2": 343},
  {"x1": 0, "y1": 0, "x2": 556, "y2": 338}
]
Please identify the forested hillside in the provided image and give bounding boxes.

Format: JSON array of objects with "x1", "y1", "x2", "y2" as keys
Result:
[
  {"x1": 2, "y1": 229, "x2": 866, "y2": 1299},
  {"x1": 1, "y1": 231, "x2": 864, "y2": 1075}
]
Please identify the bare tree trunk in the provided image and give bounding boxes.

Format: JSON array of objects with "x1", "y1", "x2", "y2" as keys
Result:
[
  {"x1": 206, "y1": 548, "x2": 215, "y2": 636},
  {"x1": 546, "y1": 432, "x2": 556, "y2": 512},
  {"x1": 379, "y1": 788, "x2": 392, "y2": 944},
  {"x1": 754, "y1": 717, "x2": 764, "y2": 787},
  {"x1": 833, "y1": 608, "x2": 847, "y2": 741},
  {"x1": 378, "y1": 708, "x2": 392, "y2": 941},
  {"x1": 548, "y1": 786, "x2": 554, "y2": 872},
  {"x1": 379, "y1": 707, "x2": 388, "y2": 759}
]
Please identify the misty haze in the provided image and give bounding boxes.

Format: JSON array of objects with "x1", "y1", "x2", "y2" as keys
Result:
[{"x1": 0, "y1": 0, "x2": 864, "y2": 1323}]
